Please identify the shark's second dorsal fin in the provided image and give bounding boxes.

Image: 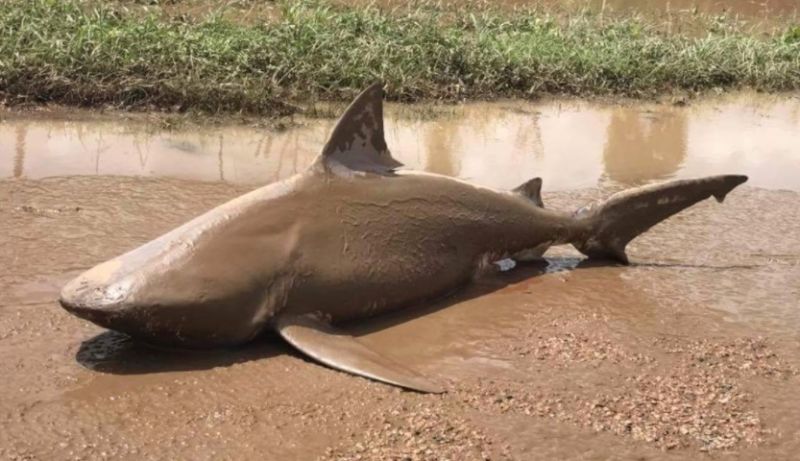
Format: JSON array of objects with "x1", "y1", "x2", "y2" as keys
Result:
[
  {"x1": 513, "y1": 177, "x2": 544, "y2": 208},
  {"x1": 314, "y1": 83, "x2": 403, "y2": 175}
]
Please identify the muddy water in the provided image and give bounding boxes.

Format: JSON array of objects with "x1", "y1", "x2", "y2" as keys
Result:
[
  {"x1": 1, "y1": 94, "x2": 800, "y2": 460},
  {"x1": 3, "y1": 93, "x2": 799, "y2": 191}
]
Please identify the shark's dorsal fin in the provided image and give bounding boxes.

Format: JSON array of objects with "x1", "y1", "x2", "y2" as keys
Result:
[
  {"x1": 513, "y1": 177, "x2": 544, "y2": 208},
  {"x1": 314, "y1": 83, "x2": 403, "y2": 175},
  {"x1": 275, "y1": 313, "x2": 444, "y2": 393}
]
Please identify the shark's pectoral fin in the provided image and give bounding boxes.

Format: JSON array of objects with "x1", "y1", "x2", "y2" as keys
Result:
[
  {"x1": 312, "y1": 82, "x2": 403, "y2": 176},
  {"x1": 274, "y1": 313, "x2": 444, "y2": 394}
]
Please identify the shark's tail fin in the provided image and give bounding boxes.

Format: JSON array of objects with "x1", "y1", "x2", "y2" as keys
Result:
[{"x1": 571, "y1": 175, "x2": 748, "y2": 264}]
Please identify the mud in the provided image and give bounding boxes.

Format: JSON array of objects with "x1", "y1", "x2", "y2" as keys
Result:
[{"x1": 1, "y1": 95, "x2": 800, "y2": 460}]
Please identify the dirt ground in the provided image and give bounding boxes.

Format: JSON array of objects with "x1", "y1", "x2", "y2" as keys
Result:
[{"x1": 1, "y1": 172, "x2": 799, "y2": 460}]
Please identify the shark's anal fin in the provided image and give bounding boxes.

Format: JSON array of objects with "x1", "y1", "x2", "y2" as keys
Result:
[{"x1": 274, "y1": 313, "x2": 444, "y2": 394}]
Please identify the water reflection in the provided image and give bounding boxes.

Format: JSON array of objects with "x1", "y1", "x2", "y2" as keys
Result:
[
  {"x1": 13, "y1": 125, "x2": 25, "y2": 178},
  {"x1": 602, "y1": 108, "x2": 688, "y2": 186},
  {"x1": 422, "y1": 118, "x2": 459, "y2": 177},
  {"x1": 1, "y1": 93, "x2": 798, "y2": 191}
]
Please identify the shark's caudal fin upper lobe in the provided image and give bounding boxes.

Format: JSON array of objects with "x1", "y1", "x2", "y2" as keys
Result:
[{"x1": 571, "y1": 175, "x2": 748, "y2": 264}]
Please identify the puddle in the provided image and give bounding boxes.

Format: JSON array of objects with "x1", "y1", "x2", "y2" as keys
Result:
[
  {"x1": 2, "y1": 93, "x2": 799, "y2": 191},
  {"x1": 1, "y1": 94, "x2": 799, "y2": 460}
]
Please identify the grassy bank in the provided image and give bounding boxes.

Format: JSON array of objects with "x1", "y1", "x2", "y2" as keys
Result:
[{"x1": 0, "y1": 0, "x2": 798, "y2": 115}]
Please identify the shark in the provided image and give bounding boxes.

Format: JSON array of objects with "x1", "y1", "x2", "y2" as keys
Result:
[{"x1": 60, "y1": 83, "x2": 748, "y2": 393}]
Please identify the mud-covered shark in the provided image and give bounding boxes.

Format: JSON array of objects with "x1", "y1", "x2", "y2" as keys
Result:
[{"x1": 60, "y1": 84, "x2": 747, "y2": 393}]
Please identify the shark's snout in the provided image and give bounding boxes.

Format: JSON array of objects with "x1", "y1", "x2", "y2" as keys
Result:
[
  {"x1": 59, "y1": 263, "x2": 132, "y2": 327},
  {"x1": 59, "y1": 287, "x2": 110, "y2": 324},
  {"x1": 59, "y1": 257, "x2": 265, "y2": 348}
]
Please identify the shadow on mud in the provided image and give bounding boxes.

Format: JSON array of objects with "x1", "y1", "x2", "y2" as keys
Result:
[
  {"x1": 76, "y1": 330, "x2": 289, "y2": 375},
  {"x1": 74, "y1": 260, "x2": 562, "y2": 375},
  {"x1": 342, "y1": 256, "x2": 761, "y2": 338},
  {"x1": 75, "y1": 256, "x2": 741, "y2": 374},
  {"x1": 344, "y1": 259, "x2": 561, "y2": 337}
]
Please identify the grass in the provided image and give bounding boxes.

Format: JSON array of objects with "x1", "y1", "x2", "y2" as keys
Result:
[{"x1": 0, "y1": 0, "x2": 798, "y2": 115}]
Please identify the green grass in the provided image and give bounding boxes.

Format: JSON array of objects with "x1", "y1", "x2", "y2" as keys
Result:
[{"x1": 0, "y1": 0, "x2": 798, "y2": 115}]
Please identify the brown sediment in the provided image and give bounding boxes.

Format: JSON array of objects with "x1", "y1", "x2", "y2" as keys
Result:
[
  {"x1": 1, "y1": 94, "x2": 800, "y2": 459},
  {"x1": 2, "y1": 175, "x2": 799, "y2": 459}
]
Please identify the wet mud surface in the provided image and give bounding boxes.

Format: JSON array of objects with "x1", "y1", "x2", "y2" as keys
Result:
[{"x1": 2, "y1": 96, "x2": 800, "y2": 460}]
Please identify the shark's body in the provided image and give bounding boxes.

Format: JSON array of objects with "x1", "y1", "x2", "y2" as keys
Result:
[{"x1": 60, "y1": 84, "x2": 747, "y2": 393}]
